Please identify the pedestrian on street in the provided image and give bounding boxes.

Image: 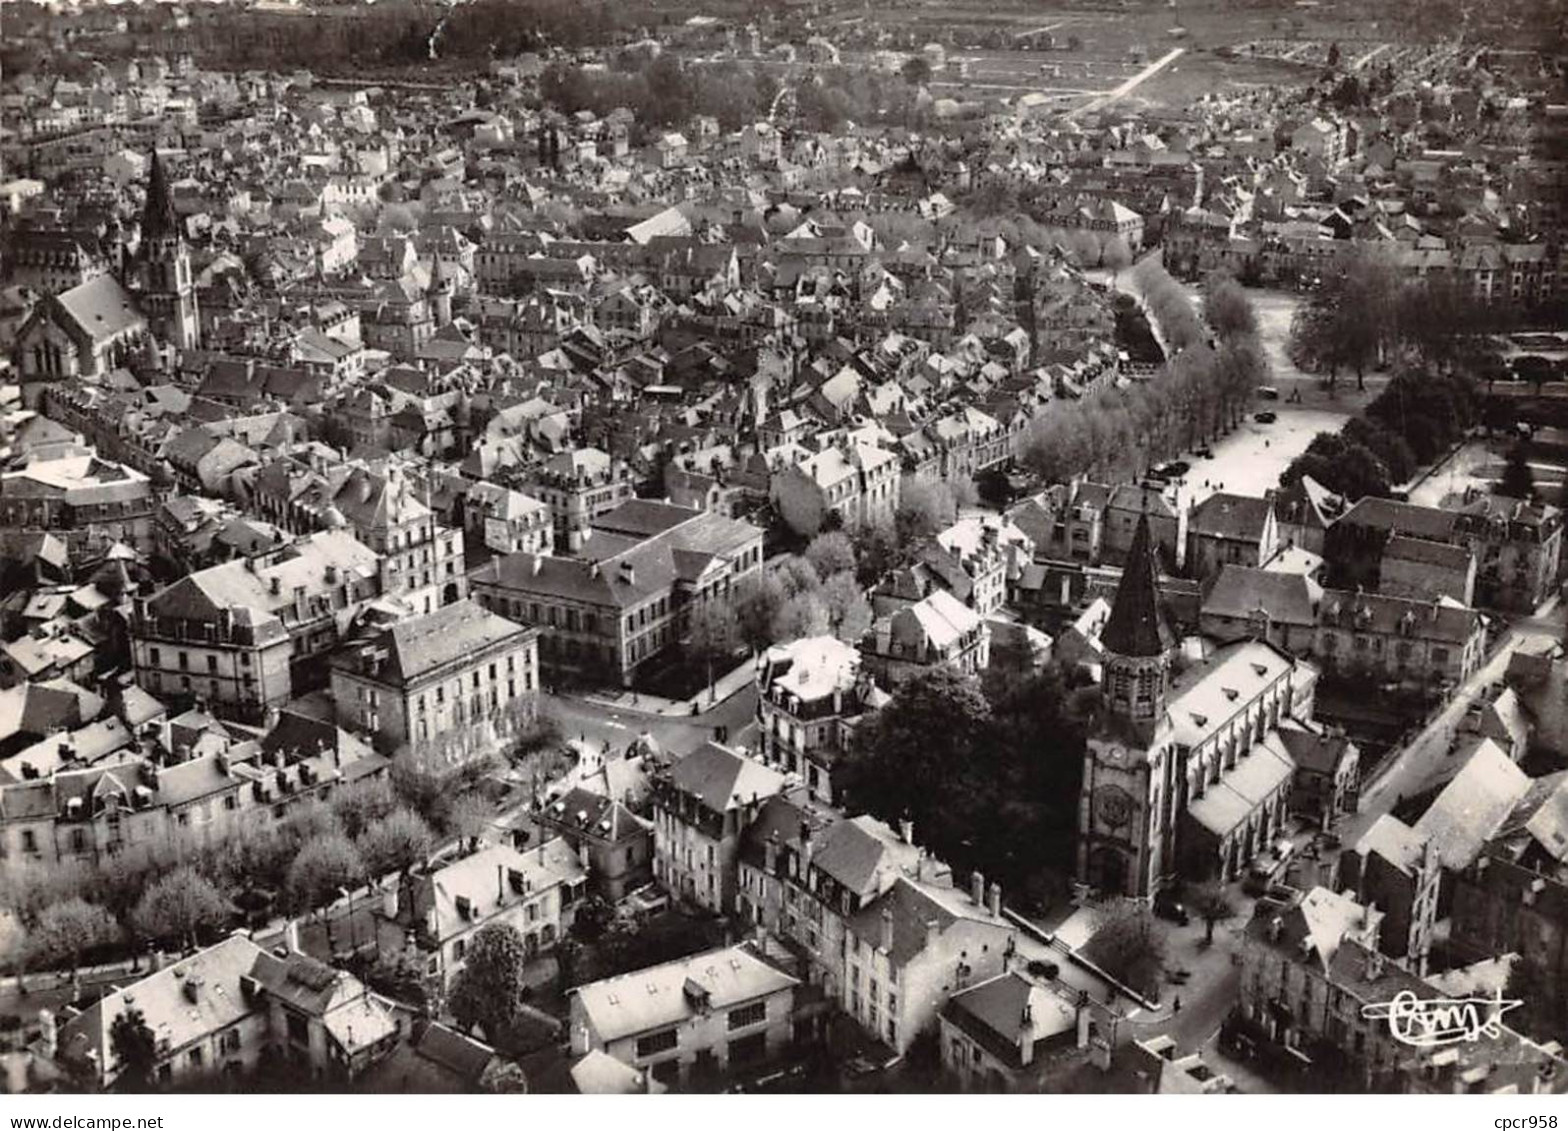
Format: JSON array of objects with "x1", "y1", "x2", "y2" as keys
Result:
[{"x1": 1174, "y1": 995, "x2": 1182, "y2": 1014}]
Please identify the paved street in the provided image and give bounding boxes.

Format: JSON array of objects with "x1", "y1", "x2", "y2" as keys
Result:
[
  {"x1": 540, "y1": 681, "x2": 759, "y2": 763},
  {"x1": 1186, "y1": 409, "x2": 1351, "y2": 506}
]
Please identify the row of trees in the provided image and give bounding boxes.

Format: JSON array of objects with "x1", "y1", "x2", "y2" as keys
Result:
[
  {"x1": 1022, "y1": 266, "x2": 1268, "y2": 488},
  {"x1": 0, "y1": 758, "x2": 502, "y2": 979},
  {"x1": 540, "y1": 56, "x2": 921, "y2": 136},
  {"x1": 1022, "y1": 336, "x2": 1267, "y2": 486},
  {"x1": 1130, "y1": 256, "x2": 1209, "y2": 356},
  {"x1": 1282, "y1": 369, "x2": 1478, "y2": 501}
]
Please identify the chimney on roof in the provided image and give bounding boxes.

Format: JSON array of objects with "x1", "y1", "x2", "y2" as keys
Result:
[
  {"x1": 764, "y1": 830, "x2": 779, "y2": 874},
  {"x1": 987, "y1": 881, "x2": 1003, "y2": 919},
  {"x1": 1268, "y1": 916, "x2": 1283, "y2": 943},
  {"x1": 971, "y1": 869, "x2": 986, "y2": 909},
  {"x1": 924, "y1": 918, "x2": 940, "y2": 954},
  {"x1": 619, "y1": 560, "x2": 635, "y2": 586},
  {"x1": 269, "y1": 575, "x2": 281, "y2": 596},
  {"x1": 899, "y1": 817, "x2": 914, "y2": 846},
  {"x1": 532, "y1": 553, "x2": 543, "y2": 576}
]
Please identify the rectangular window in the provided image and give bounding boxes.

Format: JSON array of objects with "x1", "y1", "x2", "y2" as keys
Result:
[
  {"x1": 727, "y1": 1001, "x2": 767, "y2": 1030},
  {"x1": 635, "y1": 1029, "x2": 678, "y2": 1058}
]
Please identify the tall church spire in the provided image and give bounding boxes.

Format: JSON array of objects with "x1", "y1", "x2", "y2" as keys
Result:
[
  {"x1": 1098, "y1": 512, "x2": 1172, "y2": 741},
  {"x1": 138, "y1": 148, "x2": 199, "y2": 353},
  {"x1": 1102, "y1": 513, "x2": 1172, "y2": 658},
  {"x1": 143, "y1": 149, "x2": 178, "y2": 242}
]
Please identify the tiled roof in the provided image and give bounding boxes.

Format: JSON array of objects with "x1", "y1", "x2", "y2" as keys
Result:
[
  {"x1": 666, "y1": 742, "x2": 785, "y2": 815},
  {"x1": 1414, "y1": 740, "x2": 1531, "y2": 871}
]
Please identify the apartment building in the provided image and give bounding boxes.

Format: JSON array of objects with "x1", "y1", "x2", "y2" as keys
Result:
[
  {"x1": 858, "y1": 590, "x2": 990, "y2": 690},
  {"x1": 129, "y1": 530, "x2": 385, "y2": 722},
  {"x1": 0, "y1": 453, "x2": 155, "y2": 558},
  {"x1": 330, "y1": 465, "x2": 466, "y2": 615},
  {"x1": 470, "y1": 501, "x2": 762, "y2": 687},
  {"x1": 734, "y1": 797, "x2": 1018, "y2": 1056},
  {"x1": 57, "y1": 934, "x2": 399, "y2": 1090},
  {"x1": 387, "y1": 838, "x2": 588, "y2": 986},
  {"x1": 652, "y1": 742, "x2": 785, "y2": 915},
  {"x1": 1201, "y1": 566, "x2": 1487, "y2": 690},
  {"x1": 525, "y1": 447, "x2": 635, "y2": 553},
  {"x1": 755, "y1": 635, "x2": 887, "y2": 806},
  {"x1": 328, "y1": 599, "x2": 540, "y2": 766},
  {"x1": 770, "y1": 439, "x2": 900, "y2": 537},
  {"x1": 569, "y1": 943, "x2": 799, "y2": 1088}
]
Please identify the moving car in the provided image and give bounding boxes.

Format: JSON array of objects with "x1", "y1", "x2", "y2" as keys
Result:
[{"x1": 1254, "y1": 411, "x2": 1277, "y2": 424}]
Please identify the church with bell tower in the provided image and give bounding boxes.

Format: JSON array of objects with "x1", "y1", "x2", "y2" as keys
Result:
[
  {"x1": 1077, "y1": 514, "x2": 1324, "y2": 899},
  {"x1": 137, "y1": 149, "x2": 200, "y2": 353}
]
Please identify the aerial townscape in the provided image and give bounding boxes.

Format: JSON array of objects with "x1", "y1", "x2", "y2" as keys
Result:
[{"x1": 1, "y1": 0, "x2": 1567, "y2": 1101}]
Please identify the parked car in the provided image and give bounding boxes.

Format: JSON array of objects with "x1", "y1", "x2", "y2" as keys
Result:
[
  {"x1": 1154, "y1": 889, "x2": 1190, "y2": 925},
  {"x1": 1257, "y1": 386, "x2": 1280, "y2": 400},
  {"x1": 1254, "y1": 411, "x2": 1277, "y2": 424},
  {"x1": 620, "y1": 883, "x2": 669, "y2": 919},
  {"x1": 1194, "y1": 446, "x2": 1214, "y2": 459}
]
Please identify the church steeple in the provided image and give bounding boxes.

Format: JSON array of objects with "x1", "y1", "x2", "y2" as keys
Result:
[
  {"x1": 138, "y1": 148, "x2": 199, "y2": 353},
  {"x1": 1102, "y1": 513, "x2": 1172, "y2": 658},
  {"x1": 1100, "y1": 513, "x2": 1172, "y2": 740},
  {"x1": 142, "y1": 148, "x2": 178, "y2": 243}
]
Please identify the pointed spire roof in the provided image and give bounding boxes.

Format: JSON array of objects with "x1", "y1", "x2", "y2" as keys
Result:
[
  {"x1": 1101, "y1": 513, "x2": 1172, "y2": 658},
  {"x1": 143, "y1": 148, "x2": 178, "y2": 241}
]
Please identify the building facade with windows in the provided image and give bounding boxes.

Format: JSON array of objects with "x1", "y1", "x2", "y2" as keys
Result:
[
  {"x1": 129, "y1": 530, "x2": 384, "y2": 722},
  {"x1": 652, "y1": 742, "x2": 785, "y2": 915},
  {"x1": 754, "y1": 635, "x2": 886, "y2": 806},
  {"x1": 329, "y1": 599, "x2": 539, "y2": 767},
  {"x1": 471, "y1": 501, "x2": 763, "y2": 687},
  {"x1": 569, "y1": 943, "x2": 799, "y2": 1088},
  {"x1": 389, "y1": 839, "x2": 588, "y2": 987}
]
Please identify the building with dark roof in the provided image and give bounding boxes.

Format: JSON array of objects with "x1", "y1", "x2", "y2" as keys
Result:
[
  {"x1": 1200, "y1": 565, "x2": 1486, "y2": 690},
  {"x1": 652, "y1": 741, "x2": 785, "y2": 915},
  {"x1": 536, "y1": 785, "x2": 653, "y2": 902},
  {"x1": 938, "y1": 970, "x2": 1096, "y2": 1091},
  {"x1": 470, "y1": 499, "x2": 762, "y2": 687},
  {"x1": 328, "y1": 598, "x2": 539, "y2": 767},
  {"x1": 1186, "y1": 492, "x2": 1280, "y2": 580},
  {"x1": 360, "y1": 1022, "x2": 500, "y2": 1093},
  {"x1": 1328, "y1": 494, "x2": 1561, "y2": 614},
  {"x1": 732, "y1": 786, "x2": 1025, "y2": 1057}
]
